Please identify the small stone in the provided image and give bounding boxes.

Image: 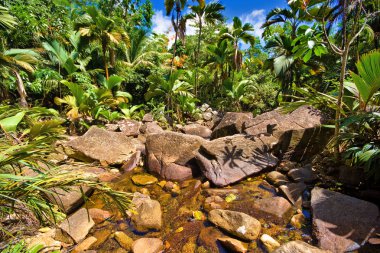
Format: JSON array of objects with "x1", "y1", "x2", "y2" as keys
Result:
[
  {"x1": 142, "y1": 113, "x2": 154, "y2": 122},
  {"x1": 59, "y1": 208, "x2": 95, "y2": 243},
  {"x1": 218, "y1": 237, "x2": 248, "y2": 253},
  {"x1": 131, "y1": 174, "x2": 158, "y2": 186},
  {"x1": 171, "y1": 184, "x2": 181, "y2": 196},
  {"x1": 193, "y1": 211, "x2": 206, "y2": 221},
  {"x1": 38, "y1": 227, "x2": 51, "y2": 233},
  {"x1": 53, "y1": 228, "x2": 74, "y2": 245},
  {"x1": 208, "y1": 209, "x2": 261, "y2": 241},
  {"x1": 164, "y1": 181, "x2": 175, "y2": 191},
  {"x1": 130, "y1": 193, "x2": 162, "y2": 232},
  {"x1": 203, "y1": 112, "x2": 213, "y2": 121},
  {"x1": 132, "y1": 238, "x2": 163, "y2": 253},
  {"x1": 72, "y1": 236, "x2": 97, "y2": 253},
  {"x1": 88, "y1": 208, "x2": 112, "y2": 224},
  {"x1": 290, "y1": 213, "x2": 305, "y2": 229},
  {"x1": 368, "y1": 238, "x2": 380, "y2": 245},
  {"x1": 204, "y1": 196, "x2": 226, "y2": 211},
  {"x1": 267, "y1": 171, "x2": 289, "y2": 186},
  {"x1": 279, "y1": 182, "x2": 306, "y2": 205},
  {"x1": 244, "y1": 197, "x2": 293, "y2": 224},
  {"x1": 114, "y1": 231, "x2": 134, "y2": 250},
  {"x1": 139, "y1": 188, "x2": 150, "y2": 195},
  {"x1": 27, "y1": 234, "x2": 61, "y2": 253},
  {"x1": 110, "y1": 169, "x2": 119, "y2": 173},
  {"x1": 202, "y1": 181, "x2": 210, "y2": 189},
  {"x1": 158, "y1": 180, "x2": 167, "y2": 188},
  {"x1": 182, "y1": 124, "x2": 212, "y2": 139},
  {"x1": 260, "y1": 234, "x2": 281, "y2": 252},
  {"x1": 288, "y1": 166, "x2": 317, "y2": 183}
]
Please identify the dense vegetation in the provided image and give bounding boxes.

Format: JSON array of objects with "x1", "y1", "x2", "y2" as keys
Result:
[{"x1": 0, "y1": 0, "x2": 379, "y2": 250}]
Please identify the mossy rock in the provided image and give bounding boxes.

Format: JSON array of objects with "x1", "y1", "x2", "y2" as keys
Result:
[{"x1": 131, "y1": 174, "x2": 158, "y2": 186}]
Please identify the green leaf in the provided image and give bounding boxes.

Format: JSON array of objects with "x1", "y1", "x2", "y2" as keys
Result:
[
  {"x1": 303, "y1": 50, "x2": 312, "y2": 63},
  {"x1": 0, "y1": 112, "x2": 25, "y2": 132}
]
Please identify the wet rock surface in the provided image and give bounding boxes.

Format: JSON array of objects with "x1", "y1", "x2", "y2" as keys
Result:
[
  {"x1": 208, "y1": 209, "x2": 262, "y2": 241},
  {"x1": 129, "y1": 193, "x2": 162, "y2": 232},
  {"x1": 59, "y1": 208, "x2": 95, "y2": 243},
  {"x1": 132, "y1": 238, "x2": 163, "y2": 253}
]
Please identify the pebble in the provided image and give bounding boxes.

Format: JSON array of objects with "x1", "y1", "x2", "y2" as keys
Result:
[{"x1": 260, "y1": 234, "x2": 281, "y2": 252}]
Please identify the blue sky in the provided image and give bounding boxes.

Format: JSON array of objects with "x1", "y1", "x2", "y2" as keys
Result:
[{"x1": 150, "y1": 0, "x2": 288, "y2": 40}]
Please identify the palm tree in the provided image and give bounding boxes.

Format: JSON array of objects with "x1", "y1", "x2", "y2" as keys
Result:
[
  {"x1": 122, "y1": 31, "x2": 171, "y2": 69},
  {"x1": 261, "y1": 6, "x2": 307, "y2": 39},
  {"x1": 220, "y1": 17, "x2": 255, "y2": 71},
  {"x1": 165, "y1": 0, "x2": 188, "y2": 71},
  {"x1": 145, "y1": 70, "x2": 193, "y2": 115},
  {"x1": 205, "y1": 40, "x2": 233, "y2": 87},
  {"x1": 0, "y1": 6, "x2": 17, "y2": 30},
  {"x1": 265, "y1": 34, "x2": 295, "y2": 101},
  {"x1": 0, "y1": 49, "x2": 40, "y2": 107},
  {"x1": 76, "y1": 6, "x2": 129, "y2": 79},
  {"x1": 43, "y1": 31, "x2": 91, "y2": 76},
  {"x1": 186, "y1": 1, "x2": 224, "y2": 94},
  {"x1": 164, "y1": 0, "x2": 204, "y2": 71}
]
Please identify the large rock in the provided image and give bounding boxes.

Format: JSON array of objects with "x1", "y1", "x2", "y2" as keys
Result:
[
  {"x1": 230, "y1": 197, "x2": 293, "y2": 225},
  {"x1": 106, "y1": 119, "x2": 141, "y2": 136},
  {"x1": 244, "y1": 106, "x2": 331, "y2": 161},
  {"x1": 182, "y1": 123, "x2": 212, "y2": 139},
  {"x1": 63, "y1": 126, "x2": 142, "y2": 165},
  {"x1": 208, "y1": 209, "x2": 261, "y2": 241},
  {"x1": 273, "y1": 241, "x2": 331, "y2": 253},
  {"x1": 211, "y1": 112, "x2": 253, "y2": 139},
  {"x1": 146, "y1": 132, "x2": 205, "y2": 181},
  {"x1": 59, "y1": 208, "x2": 95, "y2": 243},
  {"x1": 130, "y1": 193, "x2": 162, "y2": 232},
  {"x1": 311, "y1": 187, "x2": 379, "y2": 253},
  {"x1": 140, "y1": 121, "x2": 164, "y2": 135},
  {"x1": 196, "y1": 135, "x2": 279, "y2": 186},
  {"x1": 46, "y1": 186, "x2": 93, "y2": 214}
]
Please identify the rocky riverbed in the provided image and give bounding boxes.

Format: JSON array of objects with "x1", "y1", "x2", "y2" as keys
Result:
[{"x1": 20, "y1": 106, "x2": 380, "y2": 253}]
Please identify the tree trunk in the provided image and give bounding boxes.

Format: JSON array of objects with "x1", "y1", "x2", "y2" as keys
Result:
[
  {"x1": 334, "y1": 47, "x2": 349, "y2": 158},
  {"x1": 102, "y1": 43, "x2": 109, "y2": 80},
  {"x1": 195, "y1": 18, "x2": 202, "y2": 96},
  {"x1": 234, "y1": 41, "x2": 238, "y2": 70},
  {"x1": 170, "y1": 10, "x2": 181, "y2": 74},
  {"x1": 13, "y1": 69, "x2": 28, "y2": 108},
  {"x1": 334, "y1": 0, "x2": 349, "y2": 159}
]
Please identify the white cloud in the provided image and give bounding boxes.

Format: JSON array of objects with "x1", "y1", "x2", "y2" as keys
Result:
[
  {"x1": 152, "y1": 10, "x2": 198, "y2": 47},
  {"x1": 236, "y1": 9, "x2": 266, "y2": 49},
  {"x1": 240, "y1": 9, "x2": 266, "y2": 38},
  {"x1": 152, "y1": 10, "x2": 173, "y2": 35}
]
